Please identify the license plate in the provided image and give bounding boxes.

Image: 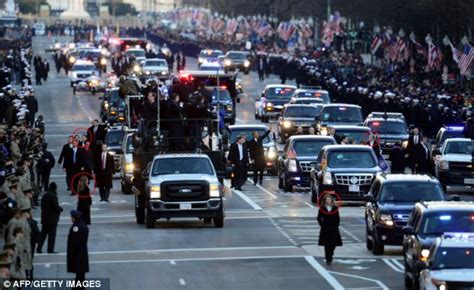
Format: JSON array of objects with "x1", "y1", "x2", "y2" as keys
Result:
[
  {"x1": 464, "y1": 178, "x2": 474, "y2": 185},
  {"x1": 349, "y1": 185, "x2": 360, "y2": 192},
  {"x1": 180, "y1": 203, "x2": 192, "y2": 210}
]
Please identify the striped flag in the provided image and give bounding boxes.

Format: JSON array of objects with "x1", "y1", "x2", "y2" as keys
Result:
[
  {"x1": 371, "y1": 33, "x2": 383, "y2": 55},
  {"x1": 458, "y1": 44, "x2": 474, "y2": 75},
  {"x1": 427, "y1": 43, "x2": 442, "y2": 70}
]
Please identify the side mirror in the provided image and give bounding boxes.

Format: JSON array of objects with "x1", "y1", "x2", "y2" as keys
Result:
[
  {"x1": 402, "y1": 226, "x2": 414, "y2": 235},
  {"x1": 415, "y1": 260, "x2": 429, "y2": 270},
  {"x1": 450, "y1": 195, "x2": 461, "y2": 201}
]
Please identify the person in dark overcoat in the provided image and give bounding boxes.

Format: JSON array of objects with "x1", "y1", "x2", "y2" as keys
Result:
[
  {"x1": 389, "y1": 142, "x2": 405, "y2": 173},
  {"x1": 67, "y1": 210, "x2": 89, "y2": 289},
  {"x1": 413, "y1": 135, "x2": 431, "y2": 174},
  {"x1": 94, "y1": 144, "x2": 114, "y2": 202},
  {"x1": 64, "y1": 140, "x2": 86, "y2": 195},
  {"x1": 317, "y1": 194, "x2": 342, "y2": 266},
  {"x1": 406, "y1": 127, "x2": 421, "y2": 173},
  {"x1": 76, "y1": 175, "x2": 92, "y2": 225},
  {"x1": 227, "y1": 135, "x2": 250, "y2": 190},
  {"x1": 247, "y1": 129, "x2": 271, "y2": 185},
  {"x1": 37, "y1": 182, "x2": 63, "y2": 253},
  {"x1": 167, "y1": 94, "x2": 186, "y2": 152}
]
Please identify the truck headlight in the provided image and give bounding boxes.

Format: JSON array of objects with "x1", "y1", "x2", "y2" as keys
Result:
[
  {"x1": 283, "y1": 120, "x2": 292, "y2": 129},
  {"x1": 401, "y1": 140, "x2": 408, "y2": 149},
  {"x1": 266, "y1": 147, "x2": 277, "y2": 160},
  {"x1": 322, "y1": 171, "x2": 333, "y2": 185},
  {"x1": 288, "y1": 159, "x2": 298, "y2": 172},
  {"x1": 150, "y1": 185, "x2": 161, "y2": 199},
  {"x1": 431, "y1": 278, "x2": 446, "y2": 290},
  {"x1": 439, "y1": 160, "x2": 449, "y2": 170},
  {"x1": 198, "y1": 57, "x2": 205, "y2": 63},
  {"x1": 133, "y1": 64, "x2": 140, "y2": 73},
  {"x1": 224, "y1": 59, "x2": 231, "y2": 66},
  {"x1": 100, "y1": 58, "x2": 107, "y2": 65},
  {"x1": 69, "y1": 56, "x2": 76, "y2": 63},
  {"x1": 145, "y1": 70, "x2": 150, "y2": 75},
  {"x1": 104, "y1": 102, "x2": 109, "y2": 110},
  {"x1": 108, "y1": 151, "x2": 116, "y2": 156},
  {"x1": 420, "y1": 249, "x2": 430, "y2": 261},
  {"x1": 380, "y1": 214, "x2": 394, "y2": 226},
  {"x1": 125, "y1": 163, "x2": 134, "y2": 173},
  {"x1": 161, "y1": 70, "x2": 167, "y2": 75},
  {"x1": 210, "y1": 183, "x2": 220, "y2": 197},
  {"x1": 244, "y1": 60, "x2": 250, "y2": 67},
  {"x1": 266, "y1": 102, "x2": 273, "y2": 111}
]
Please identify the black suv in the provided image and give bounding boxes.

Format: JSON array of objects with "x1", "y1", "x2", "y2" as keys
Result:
[
  {"x1": 209, "y1": 87, "x2": 236, "y2": 125},
  {"x1": 402, "y1": 201, "x2": 474, "y2": 289},
  {"x1": 278, "y1": 104, "x2": 320, "y2": 142},
  {"x1": 100, "y1": 88, "x2": 127, "y2": 124},
  {"x1": 223, "y1": 51, "x2": 250, "y2": 74},
  {"x1": 105, "y1": 126, "x2": 127, "y2": 172},
  {"x1": 365, "y1": 174, "x2": 447, "y2": 256},
  {"x1": 278, "y1": 136, "x2": 336, "y2": 192},
  {"x1": 310, "y1": 145, "x2": 383, "y2": 202},
  {"x1": 317, "y1": 104, "x2": 363, "y2": 134},
  {"x1": 364, "y1": 113, "x2": 409, "y2": 155}
]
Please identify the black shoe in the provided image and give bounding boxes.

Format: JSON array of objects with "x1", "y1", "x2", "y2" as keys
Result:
[
  {"x1": 253, "y1": 182, "x2": 257, "y2": 186},
  {"x1": 47, "y1": 251, "x2": 59, "y2": 254},
  {"x1": 37, "y1": 249, "x2": 42, "y2": 254},
  {"x1": 259, "y1": 181, "x2": 263, "y2": 186},
  {"x1": 326, "y1": 260, "x2": 332, "y2": 266},
  {"x1": 67, "y1": 187, "x2": 71, "y2": 191}
]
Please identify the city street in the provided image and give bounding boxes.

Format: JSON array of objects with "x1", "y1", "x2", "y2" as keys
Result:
[{"x1": 30, "y1": 36, "x2": 428, "y2": 290}]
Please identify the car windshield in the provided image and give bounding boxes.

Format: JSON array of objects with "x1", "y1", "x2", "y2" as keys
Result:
[
  {"x1": 444, "y1": 141, "x2": 474, "y2": 155},
  {"x1": 321, "y1": 106, "x2": 363, "y2": 123},
  {"x1": 145, "y1": 60, "x2": 167, "y2": 67},
  {"x1": 227, "y1": 52, "x2": 246, "y2": 59},
  {"x1": 267, "y1": 87, "x2": 296, "y2": 99},
  {"x1": 152, "y1": 158, "x2": 214, "y2": 175},
  {"x1": 211, "y1": 89, "x2": 232, "y2": 102},
  {"x1": 296, "y1": 91, "x2": 330, "y2": 103},
  {"x1": 125, "y1": 135, "x2": 134, "y2": 153},
  {"x1": 328, "y1": 151, "x2": 376, "y2": 168},
  {"x1": 106, "y1": 90, "x2": 120, "y2": 104},
  {"x1": 293, "y1": 140, "x2": 334, "y2": 157},
  {"x1": 284, "y1": 106, "x2": 320, "y2": 118},
  {"x1": 200, "y1": 50, "x2": 222, "y2": 58},
  {"x1": 126, "y1": 50, "x2": 145, "y2": 57},
  {"x1": 379, "y1": 182, "x2": 445, "y2": 203},
  {"x1": 421, "y1": 212, "x2": 474, "y2": 235},
  {"x1": 230, "y1": 129, "x2": 270, "y2": 144},
  {"x1": 82, "y1": 51, "x2": 100, "y2": 59},
  {"x1": 105, "y1": 130, "x2": 124, "y2": 147},
  {"x1": 334, "y1": 130, "x2": 371, "y2": 144},
  {"x1": 432, "y1": 247, "x2": 474, "y2": 269},
  {"x1": 294, "y1": 99, "x2": 324, "y2": 105},
  {"x1": 73, "y1": 65, "x2": 95, "y2": 71},
  {"x1": 368, "y1": 121, "x2": 408, "y2": 135}
]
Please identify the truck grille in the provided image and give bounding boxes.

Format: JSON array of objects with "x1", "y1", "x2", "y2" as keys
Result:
[
  {"x1": 450, "y1": 162, "x2": 474, "y2": 173},
  {"x1": 299, "y1": 161, "x2": 316, "y2": 172},
  {"x1": 77, "y1": 73, "x2": 91, "y2": 78},
  {"x1": 334, "y1": 173, "x2": 373, "y2": 186},
  {"x1": 393, "y1": 213, "x2": 410, "y2": 227},
  {"x1": 161, "y1": 181, "x2": 209, "y2": 201}
]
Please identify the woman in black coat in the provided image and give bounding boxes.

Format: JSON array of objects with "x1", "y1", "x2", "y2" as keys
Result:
[
  {"x1": 76, "y1": 175, "x2": 92, "y2": 225},
  {"x1": 317, "y1": 194, "x2": 342, "y2": 266}
]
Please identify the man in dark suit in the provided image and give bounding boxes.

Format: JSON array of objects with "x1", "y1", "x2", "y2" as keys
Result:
[
  {"x1": 64, "y1": 139, "x2": 86, "y2": 195},
  {"x1": 87, "y1": 119, "x2": 107, "y2": 146},
  {"x1": 413, "y1": 135, "x2": 431, "y2": 174},
  {"x1": 406, "y1": 127, "x2": 421, "y2": 173},
  {"x1": 94, "y1": 144, "x2": 115, "y2": 202},
  {"x1": 389, "y1": 142, "x2": 406, "y2": 173},
  {"x1": 58, "y1": 136, "x2": 73, "y2": 190},
  {"x1": 67, "y1": 210, "x2": 89, "y2": 289},
  {"x1": 228, "y1": 135, "x2": 249, "y2": 190},
  {"x1": 248, "y1": 129, "x2": 271, "y2": 185},
  {"x1": 37, "y1": 182, "x2": 63, "y2": 253}
]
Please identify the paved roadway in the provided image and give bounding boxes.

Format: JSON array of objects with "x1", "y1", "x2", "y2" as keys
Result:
[{"x1": 28, "y1": 36, "x2": 432, "y2": 290}]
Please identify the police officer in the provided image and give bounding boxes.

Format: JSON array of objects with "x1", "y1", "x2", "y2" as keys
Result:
[{"x1": 67, "y1": 210, "x2": 89, "y2": 289}]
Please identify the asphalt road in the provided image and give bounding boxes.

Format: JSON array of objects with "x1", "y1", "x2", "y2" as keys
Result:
[{"x1": 28, "y1": 36, "x2": 429, "y2": 290}]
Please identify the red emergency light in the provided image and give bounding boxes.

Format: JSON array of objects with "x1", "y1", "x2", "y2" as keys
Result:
[{"x1": 372, "y1": 121, "x2": 381, "y2": 126}]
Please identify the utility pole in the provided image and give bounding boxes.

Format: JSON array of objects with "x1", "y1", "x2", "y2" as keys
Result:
[{"x1": 326, "y1": 0, "x2": 331, "y2": 20}]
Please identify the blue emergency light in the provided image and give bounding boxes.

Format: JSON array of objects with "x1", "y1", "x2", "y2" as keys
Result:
[{"x1": 446, "y1": 126, "x2": 464, "y2": 132}]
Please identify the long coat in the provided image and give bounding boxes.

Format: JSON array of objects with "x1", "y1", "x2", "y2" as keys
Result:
[
  {"x1": 94, "y1": 153, "x2": 114, "y2": 189},
  {"x1": 413, "y1": 142, "x2": 431, "y2": 174},
  {"x1": 317, "y1": 206, "x2": 343, "y2": 247},
  {"x1": 247, "y1": 131, "x2": 271, "y2": 171},
  {"x1": 77, "y1": 187, "x2": 92, "y2": 225},
  {"x1": 67, "y1": 219, "x2": 89, "y2": 274},
  {"x1": 40, "y1": 190, "x2": 63, "y2": 226},
  {"x1": 389, "y1": 145, "x2": 406, "y2": 173}
]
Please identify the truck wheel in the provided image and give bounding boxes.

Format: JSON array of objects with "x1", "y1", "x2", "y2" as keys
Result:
[
  {"x1": 372, "y1": 231, "x2": 384, "y2": 255},
  {"x1": 411, "y1": 265, "x2": 420, "y2": 290},
  {"x1": 203, "y1": 218, "x2": 212, "y2": 224},
  {"x1": 366, "y1": 225, "x2": 373, "y2": 250},
  {"x1": 404, "y1": 259, "x2": 413, "y2": 288},
  {"x1": 145, "y1": 208, "x2": 155, "y2": 229},
  {"x1": 135, "y1": 206, "x2": 145, "y2": 224},
  {"x1": 91, "y1": 89, "x2": 96, "y2": 96},
  {"x1": 213, "y1": 208, "x2": 224, "y2": 228}
]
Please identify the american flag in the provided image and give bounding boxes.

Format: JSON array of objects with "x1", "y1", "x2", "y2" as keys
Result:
[
  {"x1": 277, "y1": 22, "x2": 296, "y2": 41},
  {"x1": 427, "y1": 43, "x2": 442, "y2": 70},
  {"x1": 458, "y1": 44, "x2": 474, "y2": 75},
  {"x1": 397, "y1": 37, "x2": 409, "y2": 62},
  {"x1": 371, "y1": 33, "x2": 383, "y2": 55},
  {"x1": 256, "y1": 20, "x2": 272, "y2": 37},
  {"x1": 225, "y1": 18, "x2": 238, "y2": 35},
  {"x1": 409, "y1": 34, "x2": 426, "y2": 57}
]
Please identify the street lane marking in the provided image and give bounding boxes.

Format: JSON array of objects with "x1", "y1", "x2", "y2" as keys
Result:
[
  {"x1": 382, "y1": 258, "x2": 404, "y2": 273},
  {"x1": 170, "y1": 260, "x2": 176, "y2": 265},
  {"x1": 305, "y1": 201, "x2": 315, "y2": 208},
  {"x1": 328, "y1": 271, "x2": 389, "y2": 290},
  {"x1": 340, "y1": 226, "x2": 363, "y2": 243},
  {"x1": 304, "y1": 256, "x2": 344, "y2": 290},
  {"x1": 179, "y1": 279, "x2": 186, "y2": 286},
  {"x1": 233, "y1": 189, "x2": 262, "y2": 210}
]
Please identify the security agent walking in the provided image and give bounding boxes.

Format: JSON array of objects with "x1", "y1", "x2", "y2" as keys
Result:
[
  {"x1": 317, "y1": 194, "x2": 342, "y2": 266},
  {"x1": 37, "y1": 182, "x2": 63, "y2": 253},
  {"x1": 228, "y1": 135, "x2": 250, "y2": 190},
  {"x1": 64, "y1": 140, "x2": 85, "y2": 194},
  {"x1": 94, "y1": 144, "x2": 114, "y2": 202},
  {"x1": 248, "y1": 129, "x2": 271, "y2": 186},
  {"x1": 67, "y1": 210, "x2": 89, "y2": 290},
  {"x1": 413, "y1": 135, "x2": 431, "y2": 174}
]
